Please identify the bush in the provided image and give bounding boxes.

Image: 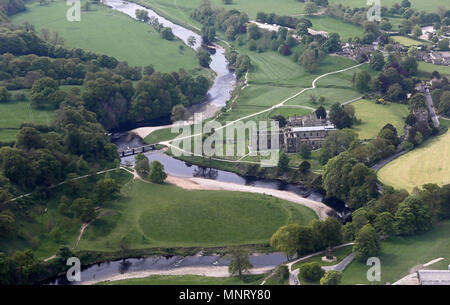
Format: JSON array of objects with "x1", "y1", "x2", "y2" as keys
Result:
[
  {"x1": 320, "y1": 270, "x2": 342, "y2": 285},
  {"x1": 299, "y1": 262, "x2": 325, "y2": 282}
]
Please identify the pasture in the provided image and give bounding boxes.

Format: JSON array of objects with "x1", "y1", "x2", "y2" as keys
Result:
[
  {"x1": 0, "y1": 91, "x2": 53, "y2": 142},
  {"x1": 78, "y1": 180, "x2": 317, "y2": 250},
  {"x1": 378, "y1": 131, "x2": 450, "y2": 192},
  {"x1": 417, "y1": 62, "x2": 450, "y2": 79},
  {"x1": 12, "y1": 1, "x2": 199, "y2": 72},
  {"x1": 341, "y1": 220, "x2": 450, "y2": 285},
  {"x1": 391, "y1": 35, "x2": 423, "y2": 47},
  {"x1": 309, "y1": 16, "x2": 364, "y2": 41},
  {"x1": 351, "y1": 99, "x2": 409, "y2": 140}
]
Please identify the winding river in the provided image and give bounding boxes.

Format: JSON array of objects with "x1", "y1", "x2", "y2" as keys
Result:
[{"x1": 44, "y1": 1, "x2": 347, "y2": 285}]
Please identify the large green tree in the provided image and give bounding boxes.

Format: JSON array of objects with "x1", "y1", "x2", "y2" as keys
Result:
[
  {"x1": 353, "y1": 224, "x2": 380, "y2": 262},
  {"x1": 395, "y1": 196, "x2": 432, "y2": 236}
]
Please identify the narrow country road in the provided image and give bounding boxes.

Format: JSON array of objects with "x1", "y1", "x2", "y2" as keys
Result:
[{"x1": 425, "y1": 88, "x2": 440, "y2": 128}]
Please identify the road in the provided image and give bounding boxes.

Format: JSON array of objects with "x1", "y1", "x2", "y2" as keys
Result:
[{"x1": 425, "y1": 88, "x2": 440, "y2": 128}]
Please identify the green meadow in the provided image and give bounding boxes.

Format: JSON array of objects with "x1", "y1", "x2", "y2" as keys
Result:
[
  {"x1": 309, "y1": 16, "x2": 364, "y2": 41},
  {"x1": 341, "y1": 220, "x2": 450, "y2": 285},
  {"x1": 12, "y1": 1, "x2": 200, "y2": 72},
  {"x1": 391, "y1": 35, "x2": 423, "y2": 47},
  {"x1": 351, "y1": 99, "x2": 409, "y2": 140},
  {"x1": 417, "y1": 62, "x2": 450, "y2": 79},
  {"x1": 77, "y1": 179, "x2": 317, "y2": 251}
]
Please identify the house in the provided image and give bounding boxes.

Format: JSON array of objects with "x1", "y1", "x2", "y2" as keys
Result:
[
  {"x1": 417, "y1": 270, "x2": 450, "y2": 285},
  {"x1": 251, "y1": 114, "x2": 336, "y2": 153}
]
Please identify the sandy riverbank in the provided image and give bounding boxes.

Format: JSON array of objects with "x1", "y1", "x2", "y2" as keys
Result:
[
  {"x1": 166, "y1": 175, "x2": 332, "y2": 219},
  {"x1": 82, "y1": 266, "x2": 273, "y2": 285}
]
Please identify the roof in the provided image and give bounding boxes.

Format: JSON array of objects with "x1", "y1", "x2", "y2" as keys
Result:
[
  {"x1": 417, "y1": 270, "x2": 450, "y2": 285},
  {"x1": 291, "y1": 125, "x2": 336, "y2": 132}
]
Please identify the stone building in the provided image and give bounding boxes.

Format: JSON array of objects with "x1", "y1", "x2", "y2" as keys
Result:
[{"x1": 251, "y1": 113, "x2": 336, "y2": 153}]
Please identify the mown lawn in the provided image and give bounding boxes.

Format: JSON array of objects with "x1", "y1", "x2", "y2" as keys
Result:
[
  {"x1": 341, "y1": 220, "x2": 450, "y2": 285},
  {"x1": 309, "y1": 16, "x2": 364, "y2": 41},
  {"x1": 378, "y1": 130, "x2": 450, "y2": 192},
  {"x1": 98, "y1": 274, "x2": 266, "y2": 285},
  {"x1": 391, "y1": 35, "x2": 423, "y2": 47},
  {"x1": 12, "y1": 1, "x2": 200, "y2": 71},
  {"x1": 0, "y1": 90, "x2": 53, "y2": 142},
  {"x1": 350, "y1": 99, "x2": 409, "y2": 140},
  {"x1": 417, "y1": 62, "x2": 450, "y2": 79},
  {"x1": 78, "y1": 180, "x2": 318, "y2": 251}
]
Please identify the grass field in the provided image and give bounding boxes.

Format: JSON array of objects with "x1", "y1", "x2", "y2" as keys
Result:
[
  {"x1": 378, "y1": 131, "x2": 450, "y2": 192},
  {"x1": 341, "y1": 220, "x2": 450, "y2": 285},
  {"x1": 330, "y1": 0, "x2": 448, "y2": 13},
  {"x1": 417, "y1": 62, "x2": 450, "y2": 79},
  {"x1": 98, "y1": 274, "x2": 266, "y2": 285},
  {"x1": 0, "y1": 90, "x2": 53, "y2": 142},
  {"x1": 12, "y1": 1, "x2": 199, "y2": 72},
  {"x1": 141, "y1": 0, "x2": 306, "y2": 24},
  {"x1": 78, "y1": 180, "x2": 317, "y2": 251},
  {"x1": 309, "y1": 16, "x2": 364, "y2": 41},
  {"x1": 351, "y1": 99, "x2": 409, "y2": 140},
  {"x1": 391, "y1": 35, "x2": 423, "y2": 47}
]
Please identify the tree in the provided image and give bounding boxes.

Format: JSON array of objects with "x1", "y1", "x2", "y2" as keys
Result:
[
  {"x1": 197, "y1": 47, "x2": 212, "y2": 67},
  {"x1": 187, "y1": 35, "x2": 197, "y2": 48},
  {"x1": 247, "y1": 23, "x2": 261, "y2": 40},
  {"x1": 171, "y1": 104, "x2": 189, "y2": 122},
  {"x1": 299, "y1": 262, "x2": 324, "y2": 281},
  {"x1": 135, "y1": 9, "x2": 149, "y2": 22},
  {"x1": 304, "y1": 2, "x2": 318, "y2": 16},
  {"x1": 270, "y1": 224, "x2": 302, "y2": 259},
  {"x1": 320, "y1": 270, "x2": 342, "y2": 285},
  {"x1": 15, "y1": 127, "x2": 44, "y2": 152},
  {"x1": 412, "y1": 25, "x2": 422, "y2": 38},
  {"x1": 318, "y1": 148, "x2": 331, "y2": 165},
  {"x1": 0, "y1": 87, "x2": 11, "y2": 103},
  {"x1": 401, "y1": 56, "x2": 418, "y2": 76},
  {"x1": 438, "y1": 91, "x2": 450, "y2": 116},
  {"x1": 135, "y1": 154, "x2": 150, "y2": 178},
  {"x1": 315, "y1": 106, "x2": 326, "y2": 119},
  {"x1": 161, "y1": 27, "x2": 174, "y2": 40},
  {"x1": 322, "y1": 33, "x2": 342, "y2": 53},
  {"x1": 0, "y1": 210, "x2": 15, "y2": 238},
  {"x1": 94, "y1": 175, "x2": 120, "y2": 205},
  {"x1": 300, "y1": 143, "x2": 311, "y2": 159},
  {"x1": 387, "y1": 83, "x2": 405, "y2": 102},
  {"x1": 329, "y1": 103, "x2": 354, "y2": 129},
  {"x1": 354, "y1": 70, "x2": 371, "y2": 92},
  {"x1": 370, "y1": 51, "x2": 384, "y2": 71},
  {"x1": 299, "y1": 161, "x2": 311, "y2": 173},
  {"x1": 317, "y1": 217, "x2": 343, "y2": 257},
  {"x1": 228, "y1": 248, "x2": 253, "y2": 279},
  {"x1": 437, "y1": 38, "x2": 449, "y2": 51},
  {"x1": 71, "y1": 198, "x2": 96, "y2": 222},
  {"x1": 30, "y1": 77, "x2": 64, "y2": 109},
  {"x1": 373, "y1": 212, "x2": 395, "y2": 236},
  {"x1": 353, "y1": 224, "x2": 380, "y2": 262},
  {"x1": 272, "y1": 114, "x2": 287, "y2": 128},
  {"x1": 278, "y1": 152, "x2": 289, "y2": 173},
  {"x1": 395, "y1": 196, "x2": 432, "y2": 235},
  {"x1": 149, "y1": 160, "x2": 167, "y2": 184}
]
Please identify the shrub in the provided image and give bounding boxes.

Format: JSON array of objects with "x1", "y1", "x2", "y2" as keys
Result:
[{"x1": 299, "y1": 262, "x2": 325, "y2": 282}]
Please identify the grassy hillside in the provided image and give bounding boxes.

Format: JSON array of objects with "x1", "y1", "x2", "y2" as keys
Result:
[
  {"x1": 12, "y1": 1, "x2": 200, "y2": 71},
  {"x1": 78, "y1": 180, "x2": 317, "y2": 251},
  {"x1": 378, "y1": 131, "x2": 450, "y2": 192},
  {"x1": 341, "y1": 220, "x2": 450, "y2": 285}
]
